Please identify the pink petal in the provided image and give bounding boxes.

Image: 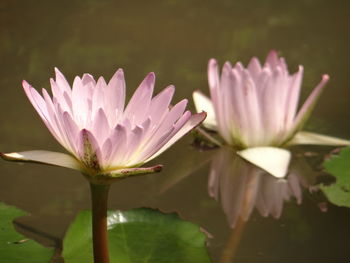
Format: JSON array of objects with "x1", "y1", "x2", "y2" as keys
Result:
[
  {"x1": 241, "y1": 70, "x2": 262, "y2": 145},
  {"x1": 92, "y1": 108, "x2": 110, "y2": 145},
  {"x1": 42, "y1": 88, "x2": 66, "y2": 143},
  {"x1": 101, "y1": 138, "x2": 112, "y2": 167},
  {"x1": 54, "y1": 68, "x2": 72, "y2": 95},
  {"x1": 23, "y1": 81, "x2": 47, "y2": 120},
  {"x1": 146, "y1": 99, "x2": 188, "y2": 141},
  {"x1": 54, "y1": 104, "x2": 79, "y2": 153},
  {"x1": 264, "y1": 50, "x2": 279, "y2": 68},
  {"x1": 50, "y1": 78, "x2": 71, "y2": 112},
  {"x1": 72, "y1": 76, "x2": 90, "y2": 124},
  {"x1": 82, "y1": 73, "x2": 96, "y2": 86},
  {"x1": 135, "y1": 125, "x2": 176, "y2": 164},
  {"x1": 77, "y1": 129, "x2": 102, "y2": 171},
  {"x1": 136, "y1": 111, "x2": 193, "y2": 162},
  {"x1": 106, "y1": 69, "x2": 126, "y2": 122},
  {"x1": 62, "y1": 111, "x2": 80, "y2": 153},
  {"x1": 123, "y1": 125, "x2": 145, "y2": 164},
  {"x1": 123, "y1": 72, "x2": 155, "y2": 123},
  {"x1": 285, "y1": 66, "x2": 303, "y2": 124},
  {"x1": 108, "y1": 124, "x2": 128, "y2": 167},
  {"x1": 247, "y1": 57, "x2": 262, "y2": 82},
  {"x1": 291, "y1": 74, "x2": 330, "y2": 133},
  {"x1": 92, "y1": 78, "x2": 106, "y2": 120},
  {"x1": 218, "y1": 62, "x2": 234, "y2": 143},
  {"x1": 229, "y1": 67, "x2": 248, "y2": 144},
  {"x1": 148, "y1": 85, "x2": 175, "y2": 126},
  {"x1": 144, "y1": 111, "x2": 206, "y2": 162},
  {"x1": 208, "y1": 59, "x2": 220, "y2": 120},
  {"x1": 23, "y1": 81, "x2": 62, "y2": 144}
]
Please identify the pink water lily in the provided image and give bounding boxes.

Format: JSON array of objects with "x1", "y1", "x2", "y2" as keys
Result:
[
  {"x1": 193, "y1": 51, "x2": 350, "y2": 178},
  {"x1": 2, "y1": 68, "x2": 206, "y2": 178}
]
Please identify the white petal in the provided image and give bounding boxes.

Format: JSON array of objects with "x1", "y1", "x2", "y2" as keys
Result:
[
  {"x1": 192, "y1": 90, "x2": 217, "y2": 130},
  {"x1": 1, "y1": 150, "x2": 81, "y2": 170},
  {"x1": 237, "y1": 147, "x2": 291, "y2": 178},
  {"x1": 288, "y1": 131, "x2": 350, "y2": 146}
]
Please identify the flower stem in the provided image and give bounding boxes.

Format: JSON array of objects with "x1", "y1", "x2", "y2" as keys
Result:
[{"x1": 90, "y1": 183, "x2": 110, "y2": 263}]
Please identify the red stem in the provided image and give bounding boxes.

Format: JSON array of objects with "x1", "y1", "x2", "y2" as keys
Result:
[{"x1": 90, "y1": 183, "x2": 110, "y2": 263}]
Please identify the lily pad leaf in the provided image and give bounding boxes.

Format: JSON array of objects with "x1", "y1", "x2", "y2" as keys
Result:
[
  {"x1": 320, "y1": 147, "x2": 350, "y2": 207},
  {"x1": 0, "y1": 202, "x2": 54, "y2": 263},
  {"x1": 63, "y1": 208, "x2": 211, "y2": 263}
]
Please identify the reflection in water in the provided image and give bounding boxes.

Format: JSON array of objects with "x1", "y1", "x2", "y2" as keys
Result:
[
  {"x1": 208, "y1": 146, "x2": 312, "y2": 263},
  {"x1": 208, "y1": 146, "x2": 303, "y2": 228}
]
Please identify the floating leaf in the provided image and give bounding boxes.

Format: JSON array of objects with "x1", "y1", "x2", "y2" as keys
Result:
[
  {"x1": 320, "y1": 147, "x2": 350, "y2": 207},
  {"x1": 0, "y1": 202, "x2": 54, "y2": 263},
  {"x1": 63, "y1": 208, "x2": 211, "y2": 263}
]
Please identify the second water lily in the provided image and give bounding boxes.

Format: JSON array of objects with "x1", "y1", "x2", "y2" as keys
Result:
[{"x1": 193, "y1": 51, "x2": 350, "y2": 177}]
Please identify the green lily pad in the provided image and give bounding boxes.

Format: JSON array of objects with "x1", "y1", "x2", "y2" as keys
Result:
[
  {"x1": 0, "y1": 202, "x2": 54, "y2": 263},
  {"x1": 63, "y1": 208, "x2": 211, "y2": 263},
  {"x1": 320, "y1": 147, "x2": 350, "y2": 207}
]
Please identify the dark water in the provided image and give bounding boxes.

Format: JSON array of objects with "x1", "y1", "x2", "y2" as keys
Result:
[{"x1": 1, "y1": 0, "x2": 350, "y2": 262}]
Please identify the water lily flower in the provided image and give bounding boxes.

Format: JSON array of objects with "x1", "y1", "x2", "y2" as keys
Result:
[
  {"x1": 0, "y1": 68, "x2": 206, "y2": 263},
  {"x1": 193, "y1": 51, "x2": 350, "y2": 178},
  {"x1": 1, "y1": 68, "x2": 206, "y2": 179}
]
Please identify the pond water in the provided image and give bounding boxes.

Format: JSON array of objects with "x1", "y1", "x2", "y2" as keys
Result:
[{"x1": 1, "y1": 0, "x2": 350, "y2": 262}]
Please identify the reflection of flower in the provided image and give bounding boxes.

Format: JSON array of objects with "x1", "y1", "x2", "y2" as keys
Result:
[
  {"x1": 209, "y1": 147, "x2": 303, "y2": 228},
  {"x1": 2, "y1": 68, "x2": 205, "y2": 178},
  {"x1": 194, "y1": 51, "x2": 350, "y2": 177}
]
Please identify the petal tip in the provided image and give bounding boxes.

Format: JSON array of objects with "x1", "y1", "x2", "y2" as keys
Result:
[
  {"x1": 116, "y1": 68, "x2": 124, "y2": 76},
  {"x1": 199, "y1": 111, "x2": 208, "y2": 120},
  {"x1": 322, "y1": 74, "x2": 330, "y2": 81},
  {"x1": 268, "y1": 49, "x2": 278, "y2": 56},
  {"x1": 54, "y1": 67, "x2": 61, "y2": 74},
  {"x1": 22, "y1": 80, "x2": 31, "y2": 89},
  {"x1": 209, "y1": 58, "x2": 217, "y2": 65},
  {"x1": 147, "y1": 72, "x2": 156, "y2": 80}
]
